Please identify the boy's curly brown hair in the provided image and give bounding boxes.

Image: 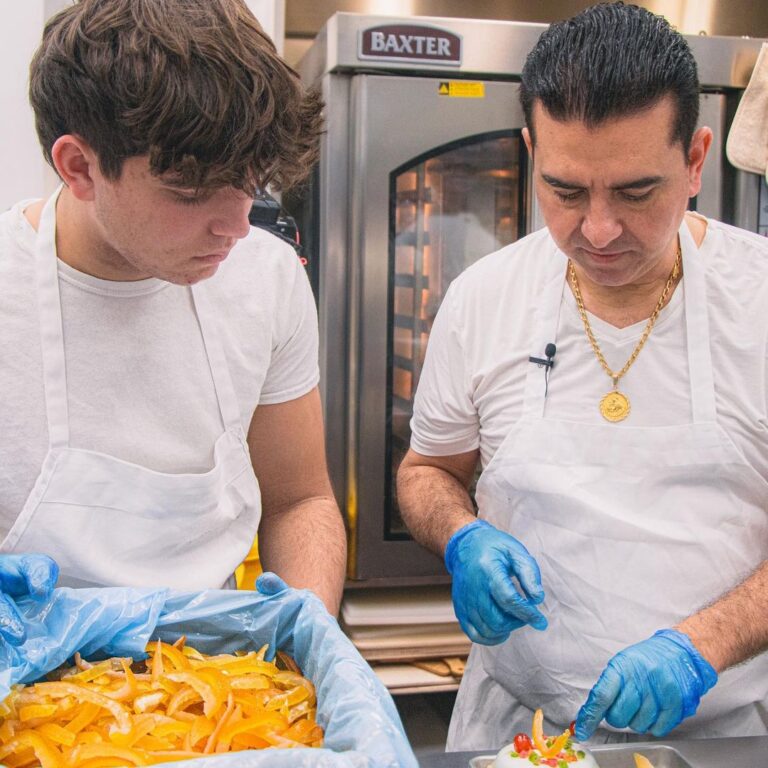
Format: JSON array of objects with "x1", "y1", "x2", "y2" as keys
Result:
[{"x1": 29, "y1": 0, "x2": 323, "y2": 194}]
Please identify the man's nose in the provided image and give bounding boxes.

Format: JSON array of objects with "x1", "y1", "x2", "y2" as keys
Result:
[
  {"x1": 210, "y1": 196, "x2": 252, "y2": 240},
  {"x1": 580, "y1": 200, "x2": 622, "y2": 250}
]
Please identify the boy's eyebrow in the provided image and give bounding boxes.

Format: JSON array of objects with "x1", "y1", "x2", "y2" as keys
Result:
[
  {"x1": 159, "y1": 179, "x2": 197, "y2": 192},
  {"x1": 541, "y1": 173, "x2": 664, "y2": 190},
  {"x1": 159, "y1": 181, "x2": 212, "y2": 196}
]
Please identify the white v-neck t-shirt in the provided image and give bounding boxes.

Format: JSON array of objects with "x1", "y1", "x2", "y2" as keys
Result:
[
  {"x1": 411, "y1": 220, "x2": 768, "y2": 479},
  {"x1": 0, "y1": 200, "x2": 319, "y2": 537}
]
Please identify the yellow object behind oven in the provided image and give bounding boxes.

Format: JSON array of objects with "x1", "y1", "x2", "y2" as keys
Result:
[{"x1": 235, "y1": 537, "x2": 262, "y2": 589}]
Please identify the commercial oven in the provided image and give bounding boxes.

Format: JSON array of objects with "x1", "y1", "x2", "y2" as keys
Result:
[{"x1": 292, "y1": 13, "x2": 768, "y2": 585}]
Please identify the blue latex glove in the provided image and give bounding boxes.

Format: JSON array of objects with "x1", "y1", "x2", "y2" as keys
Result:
[
  {"x1": 445, "y1": 519, "x2": 547, "y2": 645},
  {"x1": 575, "y1": 629, "x2": 718, "y2": 740},
  {"x1": 0, "y1": 554, "x2": 58, "y2": 645},
  {"x1": 255, "y1": 571, "x2": 290, "y2": 596}
]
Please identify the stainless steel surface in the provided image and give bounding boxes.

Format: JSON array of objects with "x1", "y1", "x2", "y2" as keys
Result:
[
  {"x1": 696, "y1": 93, "x2": 726, "y2": 221},
  {"x1": 469, "y1": 744, "x2": 696, "y2": 767},
  {"x1": 733, "y1": 172, "x2": 764, "y2": 234},
  {"x1": 420, "y1": 736, "x2": 768, "y2": 767},
  {"x1": 298, "y1": 14, "x2": 545, "y2": 81},
  {"x1": 591, "y1": 745, "x2": 693, "y2": 767},
  {"x1": 316, "y1": 74, "x2": 352, "y2": 508},
  {"x1": 298, "y1": 13, "x2": 766, "y2": 85},
  {"x1": 286, "y1": 0, "x2": 768, "y2": 39},
  {"x1": 761, "y1": 178, "x2": 768, "y2": 238},
  {"x1": 697, "y1": 91, "x2": 764, "y2": 229},
  {"x1": 685, "y1": 35, "x2": 764, "y2": 89}
]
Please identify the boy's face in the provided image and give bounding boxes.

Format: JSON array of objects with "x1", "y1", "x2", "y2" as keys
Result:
[{"x1": 89, "y1": 156, "x2": 253, "y2": 285}]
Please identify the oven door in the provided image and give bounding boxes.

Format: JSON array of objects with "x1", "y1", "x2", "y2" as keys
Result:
[{"x1": 348, "y1": 74, "x2": 531, "y2": 581}]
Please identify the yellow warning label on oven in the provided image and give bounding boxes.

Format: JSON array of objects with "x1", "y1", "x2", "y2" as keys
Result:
[{"x1": 438, "y1": 81, "x2": 485, "y2": 98}]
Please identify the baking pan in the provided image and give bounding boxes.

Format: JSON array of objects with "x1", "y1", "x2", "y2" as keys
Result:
[{"x1": 469, "y1": 744, "x2": 694, "y2": 768}]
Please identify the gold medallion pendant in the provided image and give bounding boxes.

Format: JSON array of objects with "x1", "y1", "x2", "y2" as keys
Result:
[
  {"x1": 567, "y1": 240, "x2": 682, "y2": 425},
  {"x1": 600, "y1": 390, "x2": 631, "y2": 422}
]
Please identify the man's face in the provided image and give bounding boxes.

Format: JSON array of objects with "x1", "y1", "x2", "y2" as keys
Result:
[
  {"x1": 89, "y1": 156, "x2": 253, "y2": 285},
  {"x1": 524, "y1": 97, "x2": 709, "y2": 288}
]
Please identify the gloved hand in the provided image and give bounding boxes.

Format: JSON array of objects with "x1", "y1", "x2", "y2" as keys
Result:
[
  {"x1": 445, "y1": 519, "x2": 547, "y2": 645},
  {"x1": 575, "y1": 629, "x2": 718, "y2": 740},
  {"x1": 255, "y1": 571, "x2": 290, "y2": 596},
  {"x1": 0, "y1": 554, "x2": 59, "y2": 645}
]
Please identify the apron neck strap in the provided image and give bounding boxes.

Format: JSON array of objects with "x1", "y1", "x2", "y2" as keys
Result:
[
  {"x1": 34, "y1": 186, "x2": 70, "y2": 449},
  {"x1": 679, "y1": 218, "x2": 717, "y2": 423},
  {"x1": 189, "y1": 283, "x2": 243, "y2": 431}
]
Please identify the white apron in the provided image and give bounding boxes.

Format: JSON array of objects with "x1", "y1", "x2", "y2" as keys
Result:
[
  {"x1": 0, "y1": 187, "x2": 261, "y2": 590},
  {"x1": 447, "y1": 222, "x2": 768, "y2": 750}
]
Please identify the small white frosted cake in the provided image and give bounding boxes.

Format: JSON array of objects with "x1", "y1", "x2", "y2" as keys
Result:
[{"x1": 494, "y1": 740, "x2": 600, "y2": 767}]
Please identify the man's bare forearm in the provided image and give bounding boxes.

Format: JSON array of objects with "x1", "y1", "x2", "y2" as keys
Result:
[
  {"x1": 397, "y1": 463, "x2": 477, "y2": 558},
  {"x1": 675, "y1": 559, "x2": 768, "y2": 672},
  {"x1": 258, "y1": 496, "x2": 346, "y2": 616}
]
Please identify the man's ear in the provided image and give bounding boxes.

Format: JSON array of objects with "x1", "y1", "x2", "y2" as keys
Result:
[
  {"x1": 522, "y1": 126, "x2": 534, "y2": 157},
  {"x1": 50, "y1": 135, "x2": 99, "y2": 201},
  {"x1": 686, "y1": 126, "x2": 713, "y2": 198}
]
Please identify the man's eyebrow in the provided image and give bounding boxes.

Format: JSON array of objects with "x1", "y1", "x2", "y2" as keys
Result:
[
  {"x1": 609, "y1": 176, "x2": 664, "y2": 190},
  {"x1": 540, "y1": 174, "x2": 664, "y2": 190},
  {"x1": 541, "y1": 174, "x2": 582, "y2": 190}
]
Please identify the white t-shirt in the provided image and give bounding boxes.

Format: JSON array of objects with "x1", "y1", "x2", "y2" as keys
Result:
[
  {"x1": 0, "y1": 200, "x2": 319, "y2": 537},
  {"x1": 411, "y1": 220, "x2": 768, "y2": 479}
]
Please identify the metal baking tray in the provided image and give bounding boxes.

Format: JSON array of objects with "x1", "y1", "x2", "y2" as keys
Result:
[{"x1": 469, "y1": 745, "x2": 694, "y2": 768}]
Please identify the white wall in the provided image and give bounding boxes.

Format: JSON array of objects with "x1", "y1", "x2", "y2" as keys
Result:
[
  {"x1": 0, "y1": 0, "x2": 285, "y2": 211},
  {"x1": 246, "y1": 0, "x2": 286, "y2": 55},
  {"x1": 0, "y1": 1, "x2": 47, "y2": 211}
]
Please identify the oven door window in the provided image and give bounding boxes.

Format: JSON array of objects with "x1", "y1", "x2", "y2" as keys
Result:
[{"x1": 386, "y1": 130, "x2": 528, "y2": 538}]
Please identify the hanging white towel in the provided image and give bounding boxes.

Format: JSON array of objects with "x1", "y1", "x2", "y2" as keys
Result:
[{"x1": 726, "y1": 42, "x2": 768, "y2": 182}]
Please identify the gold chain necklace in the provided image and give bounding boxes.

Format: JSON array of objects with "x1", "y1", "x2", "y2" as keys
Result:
[{"x1": 569, "y1": 244, "x2": 681, "y2": 423}]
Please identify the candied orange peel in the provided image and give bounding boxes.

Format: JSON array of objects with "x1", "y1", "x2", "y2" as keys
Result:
[
  {"x1": 0, "y1": 638, "x2": 323, "y2": 767},
  {"x1": 531, "y1": 708, "x2": 571, "y2": 759}
]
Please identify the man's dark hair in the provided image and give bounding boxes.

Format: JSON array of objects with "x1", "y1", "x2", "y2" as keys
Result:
[
  {"x1": 29, "y1": 0, "x2": 323, "y2": 194},
  {"x1": 520, "y1": 2, "x2": 699, "y2": 154}
]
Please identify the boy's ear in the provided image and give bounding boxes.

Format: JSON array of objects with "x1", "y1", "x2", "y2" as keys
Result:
[{"x1": 50, "y1": 135, "x2": 100, "y2": 201}]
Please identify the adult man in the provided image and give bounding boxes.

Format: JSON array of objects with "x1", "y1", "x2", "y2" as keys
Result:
[
  {"x1": 398, "y1": 2, "x2": 768, "y2": 750},
  {"x1": 0, "y1": 0, "x2": 346, "y2": 643}
]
